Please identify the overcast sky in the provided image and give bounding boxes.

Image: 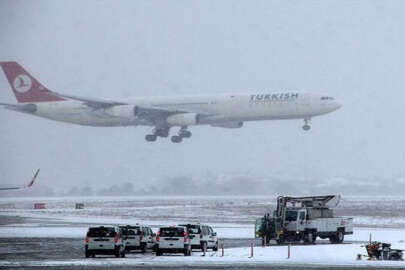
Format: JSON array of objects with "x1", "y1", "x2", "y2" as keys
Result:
[{"x1": 1, "y1": 0, "x2": 405, "y2": 190}]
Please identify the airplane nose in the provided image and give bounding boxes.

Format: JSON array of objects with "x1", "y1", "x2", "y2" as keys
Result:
[{"x1": 333, "y1": 101, "x2": 342, "y2": 110}]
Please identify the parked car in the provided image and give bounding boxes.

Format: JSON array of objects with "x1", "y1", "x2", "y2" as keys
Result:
[
  {"x1": 85, "y1": 226, "x2": 126, "y2": 258},
  {"x1": 155, "y1": 226, "x2": 191, "y2": 256},
  {"x1": 119, "y1": 224, "x2": 155, "y2": 253},
  {"x1": 179, "y1": 223, "x2": 218, "y2": 251}
]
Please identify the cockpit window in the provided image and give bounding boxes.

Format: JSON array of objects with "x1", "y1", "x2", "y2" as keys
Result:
[{"x1": 321, "y1": 96, "x2": 334, "y2": 100}]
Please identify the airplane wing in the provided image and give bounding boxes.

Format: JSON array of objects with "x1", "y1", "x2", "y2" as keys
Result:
[
  {"x1": 53, "y1": 92, "x2": 217, "y2": 123},
  {"x1": 52, "y1": 92, "x2": 127, "y2": 109},
  {"x1": 0, "y1": 169, "x2": 40, "y2": 191}
]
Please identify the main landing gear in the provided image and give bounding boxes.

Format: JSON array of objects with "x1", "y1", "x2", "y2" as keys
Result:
[
  {"x1": 145, "y1": 127, "x2": 169, "y2": 142},
  {"x1": 171, "y1": 126, "x2": 192, "y2": 143},
  {"x1": 302, "y1": 118, "x2": 311, "y2": 131},
  {"x1": 145, "y1": 126, "x2": 192, "y2": 143}
]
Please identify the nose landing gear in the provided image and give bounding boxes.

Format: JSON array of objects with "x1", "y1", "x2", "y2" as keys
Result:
[{"x1": 302, "y1": 118, "x2": 311, "y2": 131}]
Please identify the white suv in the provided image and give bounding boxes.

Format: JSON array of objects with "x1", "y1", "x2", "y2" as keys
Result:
[
  {"x1": 85, "y1": 226, "x2": 126, "y2": 258},
  {"x1": 155, "y1": 226, "x2": 191, "y2": 256},
  {"x1": 179, "y1": 224, "x2": 218, "y2": 252},
  {"x1": 120, "y1": 225, "x2": 155, "y2": 253}
]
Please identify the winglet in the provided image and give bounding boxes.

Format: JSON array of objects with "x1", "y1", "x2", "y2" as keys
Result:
[{"x1": 25, "y1": 169, "x2": 40, "y2": 188}]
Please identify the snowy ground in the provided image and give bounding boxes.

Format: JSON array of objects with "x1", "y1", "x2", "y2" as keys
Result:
[{"x1": 1, "y1": 196, "x2": 405, "y2": 268}]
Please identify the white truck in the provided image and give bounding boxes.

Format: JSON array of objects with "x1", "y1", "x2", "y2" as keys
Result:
[{"x1": 255, "y1": 195, "x2": 353, "y2": 244}]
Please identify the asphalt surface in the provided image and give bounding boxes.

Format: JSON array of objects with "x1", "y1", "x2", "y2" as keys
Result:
[
  {"x1": 0, "y1": 237, "x2": 261, "y2": 261},
  {"x1": 2, "y1": 237, "x2": 403, "y2": 270}
]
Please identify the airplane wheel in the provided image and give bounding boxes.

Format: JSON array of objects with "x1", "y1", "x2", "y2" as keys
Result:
[
  {"x1": 160, "y1": 131, "x2": 169, "y2": 138},
  {"x1": 180, "y1": 130, "x2": 192, "y2": 138},
  {"x1": 154, "y1": 128, "x2": 169, "y2": 137},
  {"x1": 302, "y1": 124, "x2": 311, "y2": 131},
  {"x1": 145, "y1": 134, "x2": 157, "y2": 142},
  {"x1": 171, "y1": 136, "x2": 182, "y2": 143}
]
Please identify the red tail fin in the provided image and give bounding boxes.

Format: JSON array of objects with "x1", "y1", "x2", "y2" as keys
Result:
[
  {"x1": 0, "y1": 62, "x2": 65, "y2": 103},
  {"x1": 25, "y1": 169, "x2": 40, "y2": 188}
]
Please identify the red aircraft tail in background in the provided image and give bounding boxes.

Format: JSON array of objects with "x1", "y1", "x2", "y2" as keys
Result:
[
  {"x1": 0, "y1": 169, "x2": 40, "y2": 191},
  {"x1": 25, "y1": 168, "x2": 40, "y2": 188}
]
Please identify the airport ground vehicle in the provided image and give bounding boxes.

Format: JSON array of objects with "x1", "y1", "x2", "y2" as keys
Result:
[
  {"x1": 155, "y1": 226, "x2": 192, "y2": 256},
  {"x1": 179, "y1": 223, "x2": 218, "y2": 251},
  {"x1": 85, "y1": 226, "x2": 126, "y2": 258},
  {"x1": 364, "y1": 242, "x2": 404, "y2": 261},
  {"x1": 255, "y1": 195, "x2": 353, "y2": 244},
  {"x1": 119, "y1": 225, "x2": 155, "y2": 253}
]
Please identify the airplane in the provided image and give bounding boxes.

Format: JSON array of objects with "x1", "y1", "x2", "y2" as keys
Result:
[
  {"x1": 0, "y1": 169, "x2": 40, "y2": 191},
  {"x1": 0, "y1": 62, "x2": 341, "y2": 143}
]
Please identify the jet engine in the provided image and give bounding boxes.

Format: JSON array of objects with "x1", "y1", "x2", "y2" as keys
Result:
[
  {"x1": 211, "y1": 121, "x2": 244, "y2": 128},
  {"x1": 166, "y1": 113, "x2": 200, "y2": 126}
]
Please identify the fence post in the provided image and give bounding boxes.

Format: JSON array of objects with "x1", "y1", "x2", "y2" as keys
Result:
[
  {"x1": 287, "y1": 243, "x2": 291, "y2": 259},
  {"x1": 221, "y1": 244, "x2": 224, "y2": 257},
  {"x1": 369, "y1": 233, "x2": 372, "y2": 244},
  {"x1": 250, "y1": 242, "x2": 254, "y2": 258}
]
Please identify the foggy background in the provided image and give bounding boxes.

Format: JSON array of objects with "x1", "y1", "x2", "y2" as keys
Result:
[{"x1": 1, "y1": 0, "x2": 405, "y2": 196}]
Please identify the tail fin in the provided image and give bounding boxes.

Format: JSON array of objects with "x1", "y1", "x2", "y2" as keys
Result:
[
  {"x1": 25, "y1": 169, "x2": 40, "y2": 188},
  {"x1": 0, "y1": 62, "x2": 65, "y2": 103}
]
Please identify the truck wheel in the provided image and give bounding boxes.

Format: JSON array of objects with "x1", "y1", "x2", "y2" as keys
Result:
[
  {"x1": 337, "y1": 230, "x2": 344, "y2": 243},
  {"x1": 141, "y1": 243, "x2": 147, "y2": 253},
  {"x1": 121, "y1": 250, "x2": 126, "y2": 258},
  {"x1": 276, "y1": 238, "x2": 285, "y2": 245},
  {"x1": 329, "y1": 235, "x2": 337, "y2": 244},
  {"x1": 305, "y1": 232, "x2": 315, "y2": 244}
]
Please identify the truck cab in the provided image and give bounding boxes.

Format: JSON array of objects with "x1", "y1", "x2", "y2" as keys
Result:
[{"x1": 284, "y1": 208, "x2": 307, "y2": 233}]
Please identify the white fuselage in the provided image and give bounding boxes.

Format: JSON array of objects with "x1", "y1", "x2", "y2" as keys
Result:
[{"x1": 27, "y1": 93, "x2": 341, "y2": 127}]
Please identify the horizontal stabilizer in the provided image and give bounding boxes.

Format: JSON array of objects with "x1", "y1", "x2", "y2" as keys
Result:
[{"x1": 0, "y1": 102, "x2": 37, "y2": 113}]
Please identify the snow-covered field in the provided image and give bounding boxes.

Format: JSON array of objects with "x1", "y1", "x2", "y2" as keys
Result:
[
  {"x1": 1, "y1": 196, "x2": 405, "y2": 268},
  {"x1": 2, "y1": 195, "x2": 405, "y2": 226}
]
